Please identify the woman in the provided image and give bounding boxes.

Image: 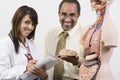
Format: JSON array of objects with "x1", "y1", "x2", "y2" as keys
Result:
[
  {"x1": 79, "y1": 0, "x2": 118, "y2": 80},
  {"x1": 0, "y1": 5, "x2": 47, "y2": 80}
]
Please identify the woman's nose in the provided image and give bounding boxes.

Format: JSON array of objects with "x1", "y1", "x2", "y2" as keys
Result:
[{"x1": 28, "y1": 24, "x2": 34, "y2": 30}]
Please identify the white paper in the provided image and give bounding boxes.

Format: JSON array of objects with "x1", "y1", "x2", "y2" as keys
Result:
[
  {"x1": 18, "y1": 55, "x2": 61, "y2": 80},
  {"x1": 37, "y1": 55, "x2": 62, "y2": 70}
]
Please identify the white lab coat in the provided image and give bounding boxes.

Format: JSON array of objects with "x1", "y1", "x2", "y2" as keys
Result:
[{"x1": 0, "y1": 36, "x2": 43, "y2": 80}]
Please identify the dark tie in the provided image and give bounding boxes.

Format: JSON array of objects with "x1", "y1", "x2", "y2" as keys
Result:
[{"x1": 53, "y1": 31, "x2": 68, "y2": 80}]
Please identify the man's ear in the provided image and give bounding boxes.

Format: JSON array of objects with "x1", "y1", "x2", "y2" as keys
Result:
[{"x1": 77, "y1": 13, "x2": 80, "y2": 17}]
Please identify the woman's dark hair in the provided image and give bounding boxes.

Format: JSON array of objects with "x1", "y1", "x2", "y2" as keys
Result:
[
  {"x1": 9, "y1": 5, "x2": 38, "y2": 53},
  {"x1": 58, "y1": 0, "x2": 81, "y2": 14}
]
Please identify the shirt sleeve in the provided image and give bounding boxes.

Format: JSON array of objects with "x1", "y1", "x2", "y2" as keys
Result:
[
  {"x1": 0, "y1": 38, "x2": 26, "y2": 80},
  {"x1": 0, "y1": 66, "x2": 26, "y2": 80}
]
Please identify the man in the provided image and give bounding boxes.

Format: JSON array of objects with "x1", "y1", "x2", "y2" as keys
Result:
[{"x1": 44, "y1": 0, "x2": 83, "y2": 80}]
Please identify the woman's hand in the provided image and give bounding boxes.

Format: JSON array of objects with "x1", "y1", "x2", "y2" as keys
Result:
[
  {"x1": 25, "y1": 59, "x2": 48, "y2": 80},
  {"x1": 31, "y1": 65, "x2": 47, "y2": 80},
  {"x1": 26, "y1": 59, "x2": 37, "y2": 73}
]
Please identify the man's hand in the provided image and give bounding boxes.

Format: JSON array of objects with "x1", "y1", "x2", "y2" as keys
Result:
[{"x1": 57, "y1": 49, "x2": 79, "y2": 65}]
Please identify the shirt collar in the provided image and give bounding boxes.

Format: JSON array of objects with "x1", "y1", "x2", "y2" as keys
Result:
[
  {"x1": 19, "y1": 38, "x2": 29, "y2": 48},
  {"x1": 58, "y1": 22, "x2": 80, "y2": 38}
]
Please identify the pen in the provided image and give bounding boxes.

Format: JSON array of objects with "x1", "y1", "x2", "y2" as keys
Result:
[{"x1": 25, "y1": 53, "x2": 33, "y2": 61}]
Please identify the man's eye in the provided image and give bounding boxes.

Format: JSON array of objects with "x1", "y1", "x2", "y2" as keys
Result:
[
  {"x1": 70, "y1": 13, "x2": 75, "y2": 17},
  {"x1": 61, "y1": 13, "x2": 66, "y2": 17}
]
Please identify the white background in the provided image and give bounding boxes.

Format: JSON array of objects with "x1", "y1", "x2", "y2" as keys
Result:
[{"x1": 0, "y1": 0, "x2": 120, "y2": 79}]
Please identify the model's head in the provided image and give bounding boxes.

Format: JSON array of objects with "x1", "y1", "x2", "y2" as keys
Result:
[
  {"x1": 11, "y1": 5, "x2": 38, "y2": 40},
  {"x1": 90, "y1": 0, "x2": 106, "y2": 11},
  {"x1": 58, "y1": 0, "x2": 81, "y2": 31}
]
